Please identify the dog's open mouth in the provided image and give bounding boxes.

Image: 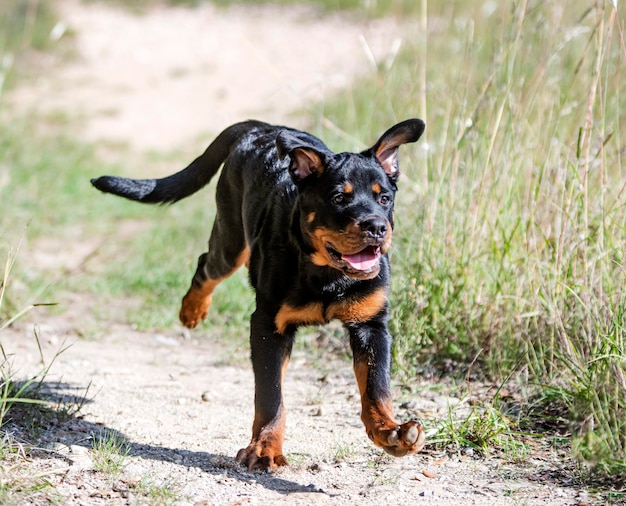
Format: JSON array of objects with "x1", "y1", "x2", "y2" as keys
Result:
[{"x1": 327, "y1": 244, "x2": 382, "y2": 274}]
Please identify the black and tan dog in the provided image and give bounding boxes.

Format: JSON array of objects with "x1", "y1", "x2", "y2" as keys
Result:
[{"x1": 92, "y1": 119, "x2": 426, "y2": 471}]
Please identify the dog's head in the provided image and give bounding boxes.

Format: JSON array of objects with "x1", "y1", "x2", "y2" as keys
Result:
[{"x1": 276, "y1": 119, "x2": 425, "y2": 280}]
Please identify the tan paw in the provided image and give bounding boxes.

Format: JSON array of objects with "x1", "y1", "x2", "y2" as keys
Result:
[{"x1": 236, "y1": 443, "x2": 288, "y2": 472}]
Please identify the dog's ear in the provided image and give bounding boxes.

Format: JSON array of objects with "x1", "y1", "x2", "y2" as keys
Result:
[
  {"x1": 276, "y1": 130, "x2": 327, "y2": 181},
  {"x1": 369, "y1": 119, "x2": 425, "y2": 180}
]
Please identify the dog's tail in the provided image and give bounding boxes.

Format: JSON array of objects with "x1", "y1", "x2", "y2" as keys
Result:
[{"x1": 91, "y1": 120, "x2": 266, "y2": 204}]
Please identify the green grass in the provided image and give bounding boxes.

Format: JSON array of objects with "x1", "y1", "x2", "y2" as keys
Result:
[
  {"x1": 0, "y1": 435, "x2": 60, "y2": 505},
  {"x1": 0, "y1": 248, "x2": 67, "y2": 427},
  {"x1": 210, "y1": 0, "x2": 418, "y2": 16},
  {"x1": 0, "y1": 117, "x2": 251, "y2": 330},
  {"x1": 315, "y1": 0, "x2": 626, "y2": 477},
  {"x1": 91, "y1": 429, "x2": 130, "y2": 479},
  {"x1": 130, "y1": 477, "x2": 181, "y2": 506},
  {"x1": 0, "y1": 0, "x2": 58, "y2": 53},
  {"x1": 0, "y1": 0, "x2": 62, "y2": 96},
  {"x1": 0, "y1": 247, "x2": 86, "y2": 504},
  {"x1": 434, "y1": 398, "x2": 521, "y2": 456},
  {"x1": 105, "y1": 0, "x2": 419, "y2": 17}
]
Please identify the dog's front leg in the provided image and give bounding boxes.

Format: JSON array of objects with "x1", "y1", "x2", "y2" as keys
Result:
[
  {"x1": 236, "y1": 309, "x2": 294, "y2": 472},
  {"x1": 347, "y1": 321, "x2": 426, "y2": 456}
]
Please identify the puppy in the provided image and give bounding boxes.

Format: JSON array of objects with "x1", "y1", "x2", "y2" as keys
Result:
[{"x1": 92, "y1": 119, "x2": 426, "y2": 470}]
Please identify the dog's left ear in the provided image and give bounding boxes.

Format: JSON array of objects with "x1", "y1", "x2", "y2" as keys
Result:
[
  {"x1": 369, "y1": 119, "x2": 425, "y2": 180},
  {"x1": 276, "y1": 130, "x2": 328, "y2": 182}
]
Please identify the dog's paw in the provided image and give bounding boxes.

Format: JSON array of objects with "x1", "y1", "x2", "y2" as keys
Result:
[
  {"x1": 179, "y1": 306, "x2": 207, "y2": 329},
  {"x1": 376, "y1": 420, "x2": 425, "y2": 457},
  {"x1": 236, "y1": 444, "x2": 288, "y2": 472},
  {"x1": 179, "y1": 293, "x2": 212, "y2": 329}
]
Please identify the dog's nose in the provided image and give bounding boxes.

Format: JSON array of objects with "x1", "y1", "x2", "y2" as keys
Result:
[{"x1": 361, "y1": 217, "x2": 388, "y2": 239}]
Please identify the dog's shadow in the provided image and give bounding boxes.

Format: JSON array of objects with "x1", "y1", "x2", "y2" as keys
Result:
[
  {"x1": 126, "y1": 442, "x2": 324, "y2": 495},
  {"x1": 8, "y1": 380, "x2": 328, "y2": 497}
]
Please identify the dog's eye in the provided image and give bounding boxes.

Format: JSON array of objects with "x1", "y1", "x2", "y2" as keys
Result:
[
  {"x1": 332, "y1": 193, "x2": 346, "y2": 205},
  {"x1": 379, "y1": 195, "x2": 392, "y2": 206}
]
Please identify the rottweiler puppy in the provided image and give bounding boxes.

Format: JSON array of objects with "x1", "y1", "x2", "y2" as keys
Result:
[{"x1": 92, "y1": 119, "x2": 426, "y2": 471}]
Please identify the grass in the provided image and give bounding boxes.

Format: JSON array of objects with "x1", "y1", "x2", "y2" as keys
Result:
[
  {"x1": 0, "y1": 1, "x2": 58, "y2": 53},
  {"x1": 104, "y1": 0, "x2": 419, "y2": 18},
  {"x1": 314, "y1": 0, "x2": 626, "y2": 478},
  {"x1": 208, "y1": 0, "x2": 419, "y2": 16},
  {"x1": 434, "y1": 399, "x2": 519, "y2": 456},
  {"x1": 0, "y1": 0, "x2": 61, "y2": 97},
  {"x1": 90, "y1": 428, "x2": 130, "y2": 478},
  {"x1": 91, "y1": 430, "x2": 185, "y2": 504},
  {"x1": 0, "y1": 248, "x2": 67, "y2": 425},
  {"x1": 130, "y1": 477, "x2": 181, "y2": 506},
  {"x1": 0, "y1": 436, "x2": 61, "y2": 505},
  {"x1": 0, "y1": 117, "x2": 246, "y2": 330},
  {"x1": 1, "y1": 0, "x2": 626, "y2": 490},
  {"x1": 0, "y1": 249, "x2": 84, "y2": 503},
  {"x1": 333, "y1": 442, "x2": 358, "y2": 462}
]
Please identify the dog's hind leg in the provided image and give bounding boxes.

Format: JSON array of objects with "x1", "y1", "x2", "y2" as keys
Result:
[
  {"x1": 179, "y1": 190, "x2": 249, "y2": 329},
  {"x1": 179, "y1": 244, "x2": 249, "y2": 329}
]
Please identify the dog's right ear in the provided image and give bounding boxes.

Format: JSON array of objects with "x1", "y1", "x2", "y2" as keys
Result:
[{"x1": 276, "y1": 131, "x2": 327, "y2": 182}]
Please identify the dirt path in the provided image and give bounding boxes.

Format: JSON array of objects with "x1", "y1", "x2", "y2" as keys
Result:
[
  {"x1": 10, "y1": 0, "x2": 402, "y2": 153},
  {"x1": 9, "y1": 326, "x2": 585, "y2": 505},
  {"x1": 4, "y1": 1, "x2": 591, "y2": 504}
]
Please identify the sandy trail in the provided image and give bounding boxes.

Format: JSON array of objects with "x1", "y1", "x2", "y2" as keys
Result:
[{"x1": 11, "y1": 0, "x2": 405, "y2": 153}]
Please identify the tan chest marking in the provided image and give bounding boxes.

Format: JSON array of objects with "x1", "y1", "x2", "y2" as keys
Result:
[
  {"x1": 327, "y1": 287, "x2": 387, "y2": 323},
  {"x1": 274, "y1": 287, "x2": 387, "y2": 334},
  {"x1": 275, "y1": 302, "x2": 324, "y2": 334}
]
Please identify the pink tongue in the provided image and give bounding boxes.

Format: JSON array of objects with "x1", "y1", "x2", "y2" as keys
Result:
[{"x1": 342, "y1": 248, "x2": 380, "y2": 271}]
